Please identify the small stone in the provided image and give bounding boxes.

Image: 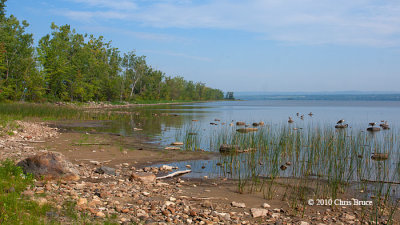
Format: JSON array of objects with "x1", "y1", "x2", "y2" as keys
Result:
[
  {"x1": 202, "y1": 200, "x2": 213, "y2": 208},
  {"x1": 299, "y1": 222, "x2": 309, "y2": 225},
  {"x1": 160, "y1": 165, "x2": 173, "y2": 171},
  {"x1": 251, "y1": 208, "x2": 268, "y2": 218},
  {"x1": 189, "y1": 210, "x2": 197, "y2": 217},
  {"x1": 75, "y1": 183, "x2": 85, "y2": 190},
  {"x1": 96, "y1": 211, "x2": 106, "y2": 218},
  {"x1": 95, "y1": 166, "x2": 116, "y2": 175},
  {"x1": 130, "y1": 172, "x2": 156, "y2": 184},
  {"x1": 36, "y1": 197, "x2": 47, "y2": 206},
  {"x1": 231, "y1": 201, "x2": 246, "y2": 208},
  {"x1": 345, "y1": 214, "x2": 356, "y2": 220},
  {"x1": 77, "y1": 198, "x2": 87, "y2": 206},
  {"x1": 271, "y1": 213, "x2": 280, "y2": 219},
  {"x1": 121, "y1": 208, "x2": 130, "y2": 213},
  {"x1": 262, "y1": 203, "x2": 271, "y2": 208},
  {"x1": 164, "y1": 201, "x2": 175, "y2": 207}
]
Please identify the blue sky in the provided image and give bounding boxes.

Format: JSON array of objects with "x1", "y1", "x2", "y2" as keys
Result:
[{"x1": 5, "y1": 0, "x2": 400, "y2": 92}]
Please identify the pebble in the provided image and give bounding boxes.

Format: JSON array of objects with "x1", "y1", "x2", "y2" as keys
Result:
[{"x1": 231, "y1": 201, "x2": 246, "y2": 208}]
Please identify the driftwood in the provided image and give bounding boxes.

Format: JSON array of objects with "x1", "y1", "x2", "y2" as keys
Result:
[
  {"x1": 156, "y1": 170, "x2": 191, "y2": 179},
  {"x1": 361, "y1": 179, "x2": 400, "y2": 185},
  {"x1": 73, "y1": 143, "x2": 110, "y2": 146}
]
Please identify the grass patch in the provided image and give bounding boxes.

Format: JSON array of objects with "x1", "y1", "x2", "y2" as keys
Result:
[{"x1": 0, "y1": 159, "x2": 55, "y2": 224}]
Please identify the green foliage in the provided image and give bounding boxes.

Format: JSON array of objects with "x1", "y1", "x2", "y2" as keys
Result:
[
  {"x1": 0, "y1": 1, "x2": 223, "y2": 103},
  {"x1": 0, "y1": 159, "x2": 54, "y2": 224}
]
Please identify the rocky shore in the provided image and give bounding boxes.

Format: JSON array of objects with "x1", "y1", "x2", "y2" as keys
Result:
[{"x1": 0, "y1": 121, "x2": 397, "y2": 224}]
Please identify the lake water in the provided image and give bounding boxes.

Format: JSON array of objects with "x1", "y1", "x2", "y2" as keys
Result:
[{"x1": 59, "y1": 99, "x2": 400, "y2": 185}]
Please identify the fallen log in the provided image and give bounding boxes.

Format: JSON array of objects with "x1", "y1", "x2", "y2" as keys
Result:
[{"x1": 156, "y1": 170, "x2": 191, "y2": 179}]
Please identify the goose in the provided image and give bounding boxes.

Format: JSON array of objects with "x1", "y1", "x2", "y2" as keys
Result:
[{"x1": 337, "y1": 119, "x2": 345, "y2": 124}]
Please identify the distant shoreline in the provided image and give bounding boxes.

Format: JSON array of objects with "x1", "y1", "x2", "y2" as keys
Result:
[{"x1": 236, "y1": 93, "x2": 400, "y2": 101}]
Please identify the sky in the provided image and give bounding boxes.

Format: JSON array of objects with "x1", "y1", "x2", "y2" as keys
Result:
[{"x1": 5, "y1": 0, "x2": 400, "y2": 93}]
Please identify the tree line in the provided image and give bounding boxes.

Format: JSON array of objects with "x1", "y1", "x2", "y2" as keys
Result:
[{"x1": 0, "y1": 1, "x2": 224, "y2": 102}]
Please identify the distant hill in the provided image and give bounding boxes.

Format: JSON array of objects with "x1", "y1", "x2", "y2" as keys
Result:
[{"x1": 235, "y1": 92, "x2": 400, "y2": 101}]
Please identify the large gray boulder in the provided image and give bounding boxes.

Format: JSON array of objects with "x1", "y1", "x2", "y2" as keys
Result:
[{"x1": 17, "y1": 151, "x2": 80, "y2": 181}]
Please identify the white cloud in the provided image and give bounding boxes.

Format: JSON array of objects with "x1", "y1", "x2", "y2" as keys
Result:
[
  {"x1": 71, "y1": 0, "x2": 137, "y2": 10},
  {"x1": 140, "y1": 49, "x2": 212, "y2": 62},
  {"x1": 81, "y1": 25, "x2": 190, "y2": 42},
  {"x1": 61, "y1": 0, "x2": 400, "y2": 47}
]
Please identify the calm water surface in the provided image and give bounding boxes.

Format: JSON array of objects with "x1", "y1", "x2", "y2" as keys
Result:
[{"x1": 59, "y1": 100, "x2": 400, "y2": 187}]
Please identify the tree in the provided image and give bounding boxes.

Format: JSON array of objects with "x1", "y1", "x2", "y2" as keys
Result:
[{"x1": 0, "y1": 8, "x2": 40, "y2": 101}]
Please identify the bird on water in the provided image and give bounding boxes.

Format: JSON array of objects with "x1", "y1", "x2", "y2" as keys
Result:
[{"x1": 337, "y1": 119, "x2": 345, "y2": 124}]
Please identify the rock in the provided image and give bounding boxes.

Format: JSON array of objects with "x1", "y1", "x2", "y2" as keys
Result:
[
  {"x1": 202, "y1": 200, "x2": 213, "y2": 208},
  {"x1": 344, "y1": 213, "x2": 356, "y2": 220},
  {"x1": 213, "y1": 211, "x2": 231, "y2": 221},
  {"x1": 165, "y1": 146, "x2": 181, "y2": 150},
  {"x1": 95, "y1": 166, "x2": 116, "y2": 175},
  {"x1": 280, "y1": 165, "x2": 287, "y2": 170},
  {"x1": 171, "y1": 142, "x2": 184, "y2": 145},
  {"x1": 189, "y1": 210, "x2": 197, "y2": 217},
  {"x1": 160, "y1": 165, "x2": 173, "y2": 171},
  {"x1": 335, "y1": 124, "x2": 349, "y2": 129},
  {"x1": 219, "y1": 144, "x2": 240, "y2": 153},
  {"x1": 17, "y1": 151, "x2": 80, "y2": 181},
  {"x1": 236, "y1": 122, "x2": 245, "y2": 126},
  {"x1": 236, "y1": 128, "x2": 258, "y2": 133},
  {"x1": 164, "y1": 201, "x2": 175, "y2": 207},
  {"x1": 271, "y1": 213, "x2": 280, "y2": 219},
  {"x1": 299, "y1": 222, "x2": 309, "y2": 225},
  {"x1": 186, "y1": 165, "x2": 192, "y2": 169},
  {"x1": 371, "y1": 153, "x2": 389, "y2": 161},
  {"x1": 96, "y1": 211, "x2": 106, "y2": 218},
  {"x1": 35, "y1": 197, "x2": 48, "y2": 206},
  {"x1": 75, "y1": 183, "x2": 86, "y2": 190},
  {"x1": 231, "y1": 201, "x2": 246, "y2": 208},
  {"x1": 77, "y1": 198, "x2": 88, "y2": 206},
  {"x1": 251, "y1": 208, "x2": 268, "y2": 218},
  {"x1": 130, "y1": 172, "x2": 156, "y2": 184},
  {"x1": 262, "y1": 203, "x2": 271, "y2": 208},
  {"x1": 90, "y1": 160, "x2": 100, "y2": 165},
  {"x1": 367, "y1": 127, "x2": 380, "y2": 132}
]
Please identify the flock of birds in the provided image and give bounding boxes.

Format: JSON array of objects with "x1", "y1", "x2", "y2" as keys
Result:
[
  {"x1": 287, "y1": 113, "x2": 391, "y2": 131},
  {"x1": 288, "y1": 112, "x2": 314, "y2": 123}
]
